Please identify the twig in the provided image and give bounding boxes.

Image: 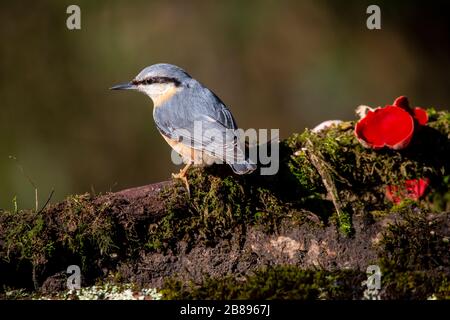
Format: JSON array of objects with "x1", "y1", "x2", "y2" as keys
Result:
[
  {"x1": 9, "y1": 156, "x2": 39, "y2": 212},
  {"x1": 304, "y1": 139, "x2": 343, "y2": 219},
  {"x1": 37, "y1": 189, "x2": 55, "y2": 214}
]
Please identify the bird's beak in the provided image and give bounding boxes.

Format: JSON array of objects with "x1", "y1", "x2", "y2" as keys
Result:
[{"x1": 110, "y1": 82, "x2": 135, "y2": 90}]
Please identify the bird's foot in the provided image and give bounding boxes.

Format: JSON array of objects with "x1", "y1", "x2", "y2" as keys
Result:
[{"x1": 172, "y1": 171, "x2": 190, "y2": 196}]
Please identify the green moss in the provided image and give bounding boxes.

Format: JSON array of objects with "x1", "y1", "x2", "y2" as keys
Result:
[
  {"x1": 147, "y1": 170, "x2": 291, "y2": 251},
  {"x1": 285, "y1": 134, "x2": 322, "y2": 195},
  {"x1": 428, "y1": 108, "x2": 450, "y2": 136},
  {"x1": 60, "y1": 194, "x2": 118, "y2": 269},
  {"x1": 380, "y1": 271, "x2": 449, "y2": 300},
  {"x1": 379, "y1": 206, "x2": 449, "y2": 271},
  {"x1": 0, "y1": 193, "x2": 121, "y2": 288},
  {"x1": 337, "y1": 210, "x2": 353, "y2": 236},
  {"x1": 161, "y1": 265, "x2": 364, "y2": 300},
  {"x1": 2, "y1": 210, "x2": 48, "y2": 265},
  {"x1": 435, "y1": 277, "x2": 450, "y2": 300},
  {"x1": 377, "y1": 204, "x2": 450, "y2": 299}
]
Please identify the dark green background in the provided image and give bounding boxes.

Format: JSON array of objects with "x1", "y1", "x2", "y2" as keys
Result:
[{"x1": 0, "y1": 0, "x2": 449, "y2": 209}]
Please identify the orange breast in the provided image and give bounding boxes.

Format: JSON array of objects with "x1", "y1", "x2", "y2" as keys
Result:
[{"x1": 161, "y1": 134, "x2": 218, "y2": 166}]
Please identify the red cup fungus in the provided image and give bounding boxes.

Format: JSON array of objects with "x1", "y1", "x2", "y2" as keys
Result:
[
  {"x1": 385, "y1": 178, "x2": 430, "y2": 204},
  {"x1": 355, "y1": 96, "x2": 428, "y2": 150}
]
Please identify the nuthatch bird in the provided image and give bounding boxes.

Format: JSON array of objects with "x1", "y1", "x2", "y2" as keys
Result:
[{"x1": 111, "y1": 63, "x2": 256, "y2": 193}]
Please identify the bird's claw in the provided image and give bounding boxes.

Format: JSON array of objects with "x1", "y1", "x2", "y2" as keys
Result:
[{"x1": 172, "y1": 171, "x2": 190, "y2": 197}]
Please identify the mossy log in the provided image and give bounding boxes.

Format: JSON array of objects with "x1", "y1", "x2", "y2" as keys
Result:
[{"x1": 0, "y1": 109, "x2": 449, "y2": 299}]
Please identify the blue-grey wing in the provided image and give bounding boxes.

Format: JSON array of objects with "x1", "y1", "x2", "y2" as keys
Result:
[{"x1": 153, "y1": 83, "x2": 245, "y2": 163}]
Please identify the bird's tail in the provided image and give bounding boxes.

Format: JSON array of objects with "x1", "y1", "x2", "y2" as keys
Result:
[{"x1": 230, "y1": 161, "x2": 257, "y2": 175}]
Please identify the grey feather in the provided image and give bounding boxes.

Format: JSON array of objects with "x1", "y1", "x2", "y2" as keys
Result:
[{"x1": 154, "y1": 80, "x2": 253, "y2": 170}]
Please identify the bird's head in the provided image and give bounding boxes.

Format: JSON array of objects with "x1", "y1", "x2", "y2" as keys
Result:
[{"x1": 110, "y1": 63, "x2": 191, "y2": 103}]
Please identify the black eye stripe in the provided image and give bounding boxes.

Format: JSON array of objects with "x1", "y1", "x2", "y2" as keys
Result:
[{"x1": 132, "y1": 76, "x2": 181, "y2": 87}]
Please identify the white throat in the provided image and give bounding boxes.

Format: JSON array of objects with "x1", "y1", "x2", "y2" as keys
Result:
[{"x1": 138, "y1": 83, "x2": 179, "y2": 107}]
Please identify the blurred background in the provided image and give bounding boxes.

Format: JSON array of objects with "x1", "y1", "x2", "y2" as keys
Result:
[{"x1": 0, "y1": 0, "x2": 449, "y2": 209}]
